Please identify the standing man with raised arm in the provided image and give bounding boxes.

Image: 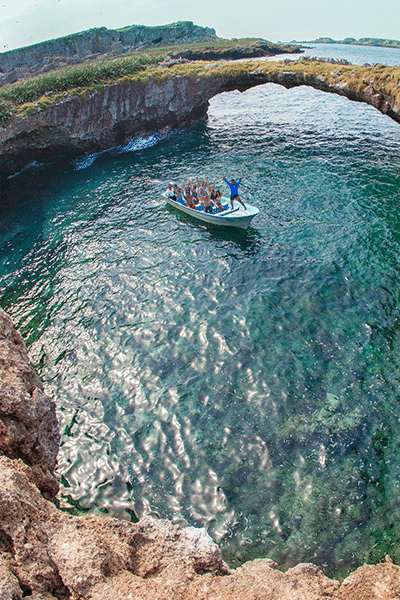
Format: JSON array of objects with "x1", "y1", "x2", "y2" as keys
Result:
[{"x1": 223, "y1": 176, "x2": 246, "y2": 210}]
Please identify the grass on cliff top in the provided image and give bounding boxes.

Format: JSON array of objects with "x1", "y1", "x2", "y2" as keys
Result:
[
  {"x1": 0, "y1": 53, "x2": 154, "y2": 107},
  {"x1": 161, "y1": 36, "x2": 299, "y2": 52},
  {"x1": 0, "y1": 38, "x2": 285, "y2": 123},
  {"x1": 1, "y1": 50, "x2": 400, "y2": 125},
  {"x1": 119, "y1": 57, "x2": 400, "y2": 103}
]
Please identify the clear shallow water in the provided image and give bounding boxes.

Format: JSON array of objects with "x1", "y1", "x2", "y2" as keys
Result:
[{"x1": 2, "y1": 46, "x2": 400, "y2": 577}]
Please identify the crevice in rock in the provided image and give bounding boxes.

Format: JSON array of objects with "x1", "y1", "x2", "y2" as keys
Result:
[
  {"x1": 193, "y1": 562, "x2": 230, "y2": 576},
  {"x1": 142, "y1": 565, "x2": 162, "y2": 579},
  {"x1": 51, "y1": 584, "x2": 72, "y2": 599},
  {"x1": 0, "y1": 527, "x2": 14, "y2": 553},
  {"x1": 20, "y1": 582, "x2": 33, "y2": 597},
  {"x1": 47, "y1": 556, "x2": 72, "y2": 599}
]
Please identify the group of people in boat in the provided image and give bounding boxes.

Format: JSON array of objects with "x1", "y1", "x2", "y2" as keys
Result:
[{"x1": 165, "y1": 176, "x2": 246, "y2": 213}]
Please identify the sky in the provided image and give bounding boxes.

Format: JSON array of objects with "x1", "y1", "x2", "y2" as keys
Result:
[{"x1": 0, "y1": 0, "x2": 399, "y2": 52}]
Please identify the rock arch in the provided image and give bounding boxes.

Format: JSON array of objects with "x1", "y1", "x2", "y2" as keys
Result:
[
  {"x1": 204, "y1": 63, "x2": 399, "y2": 125},
  {"x1": 0, "y1": 60, "x2": 398, "y2": 179}
]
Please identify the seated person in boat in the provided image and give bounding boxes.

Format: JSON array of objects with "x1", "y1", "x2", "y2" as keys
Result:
[
  {"x1": 166, "y1": 182, "x2": 177, "y2": 200},
  {"x1": 182, "y1": 179, "x2": 197, "y2": 209},
  {"x1": 213, "y1": 190, "x2": 224, "y2": 212},
  {"x1": 197, "y1": 176, "x2": 207, "y2": 194},
  {"x1": 223, "y1": 176, "x2": 246, "y2": 210},
  {"x1": 182, "y1": 177, "x2": 200, "y2": 205},
  {"x1": 176, "y1": 186, "x2": 184, "y2": 203},
  {"x1": 208, "y1": 178, "x2": 224, "y2": 212},
  {"x1": 208, "y1": 177, "x2": 216, "y2": 200},
  {"x1": 191, "y1": 184, "x2": 200, "y2": 204},
  {"x1": 200, "y1": 188, "x2": 214, "y2": 214}
]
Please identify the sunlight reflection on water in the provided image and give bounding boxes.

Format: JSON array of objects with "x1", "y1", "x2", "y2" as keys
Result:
[{"x1": 1, "y1": 49, "x2": 400, "y2": 577}]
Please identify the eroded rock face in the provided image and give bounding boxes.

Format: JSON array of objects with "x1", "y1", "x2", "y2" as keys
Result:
[
  {"x1": 0, "y1": 75, "x2": 217, "y2": 178},
  {"x1": 0, "y1": 308, "x2": 59, "y2": 496},
  {"x1": 0, "y1": 22, "x2": 217, "y2": 86},
  {"x1": 1, "y1": 66, "x2": 399, "y2": 181},
  {"x1": 0, "y1": 454, "x2": 228, "y2": 599}
]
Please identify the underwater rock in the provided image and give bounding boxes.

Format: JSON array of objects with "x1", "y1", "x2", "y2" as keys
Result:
[{"x1": 1, "y1": 311, "x2": 400, "y2": 598}]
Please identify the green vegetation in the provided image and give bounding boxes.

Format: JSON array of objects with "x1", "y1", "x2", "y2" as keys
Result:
[
  {"x1": 168, "y1": 36, "x2": 299, "y2": 51},
  {"x1": 0, "y1": 53, "x2": 153, "y2": 107},
  {"x1": 0, "y1": 40, "x2": 296, "y2": 125},
  {"x1": 0, "y1": 99, "x2": 13, "y2": 125},
  {"x1": 116, "y1": 20, "x2": 202, "y2": 32},
  {"x1": 1, "y1": 45, "x2": 400, "y2": 127},
  {"x1": 310, "y1": 36, "x2": 400, "y2": 49}
]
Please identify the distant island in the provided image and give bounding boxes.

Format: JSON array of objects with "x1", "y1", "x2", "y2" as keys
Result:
[{"x1": 294, "y1": 36, "x2": 400, "y2": 49}]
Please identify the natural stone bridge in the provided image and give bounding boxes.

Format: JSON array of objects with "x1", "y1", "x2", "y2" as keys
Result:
[
  {"x1": 219, "y1": 60, "x2": 399, "y2": 121},
  {"x1": 0, "y1": 59, "x2": 399, "y2": 180}
]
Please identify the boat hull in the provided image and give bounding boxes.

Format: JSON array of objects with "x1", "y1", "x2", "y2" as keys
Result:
[{"x1": 162, "y1": 193, "x2": 259, "y2": 230}]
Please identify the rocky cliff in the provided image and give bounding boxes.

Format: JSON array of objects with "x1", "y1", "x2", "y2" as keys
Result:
[
  {"x1": 0, "y1": 58, "x2": 399, "y2": 181},
  {"x1": 0, "y1": 22, "x2": 216, "y2": 86},
  {"x1": 2, "y1": 310, "x2": 400, "y2": 599},
  {"x1": 0, "y1": 308, "x2": 59, "y2": 496}
]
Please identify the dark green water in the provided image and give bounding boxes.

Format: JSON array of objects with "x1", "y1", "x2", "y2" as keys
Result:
[{"x1": 2, "y1": 72, "x2": 400, "y2": 577}]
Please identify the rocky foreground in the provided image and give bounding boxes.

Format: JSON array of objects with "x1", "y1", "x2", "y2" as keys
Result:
[{"x1": 1, "y1": 307, "x2": 400, "y2": 599}]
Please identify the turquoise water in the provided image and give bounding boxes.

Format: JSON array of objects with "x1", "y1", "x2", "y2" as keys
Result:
[{"x1": 2, "y1": 45, "x2": 400, "y2": 577}]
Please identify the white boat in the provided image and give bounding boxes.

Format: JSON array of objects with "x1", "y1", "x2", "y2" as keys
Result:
[{"x1": 162, "y1": 192, "x2": 259, "y2": 230}]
